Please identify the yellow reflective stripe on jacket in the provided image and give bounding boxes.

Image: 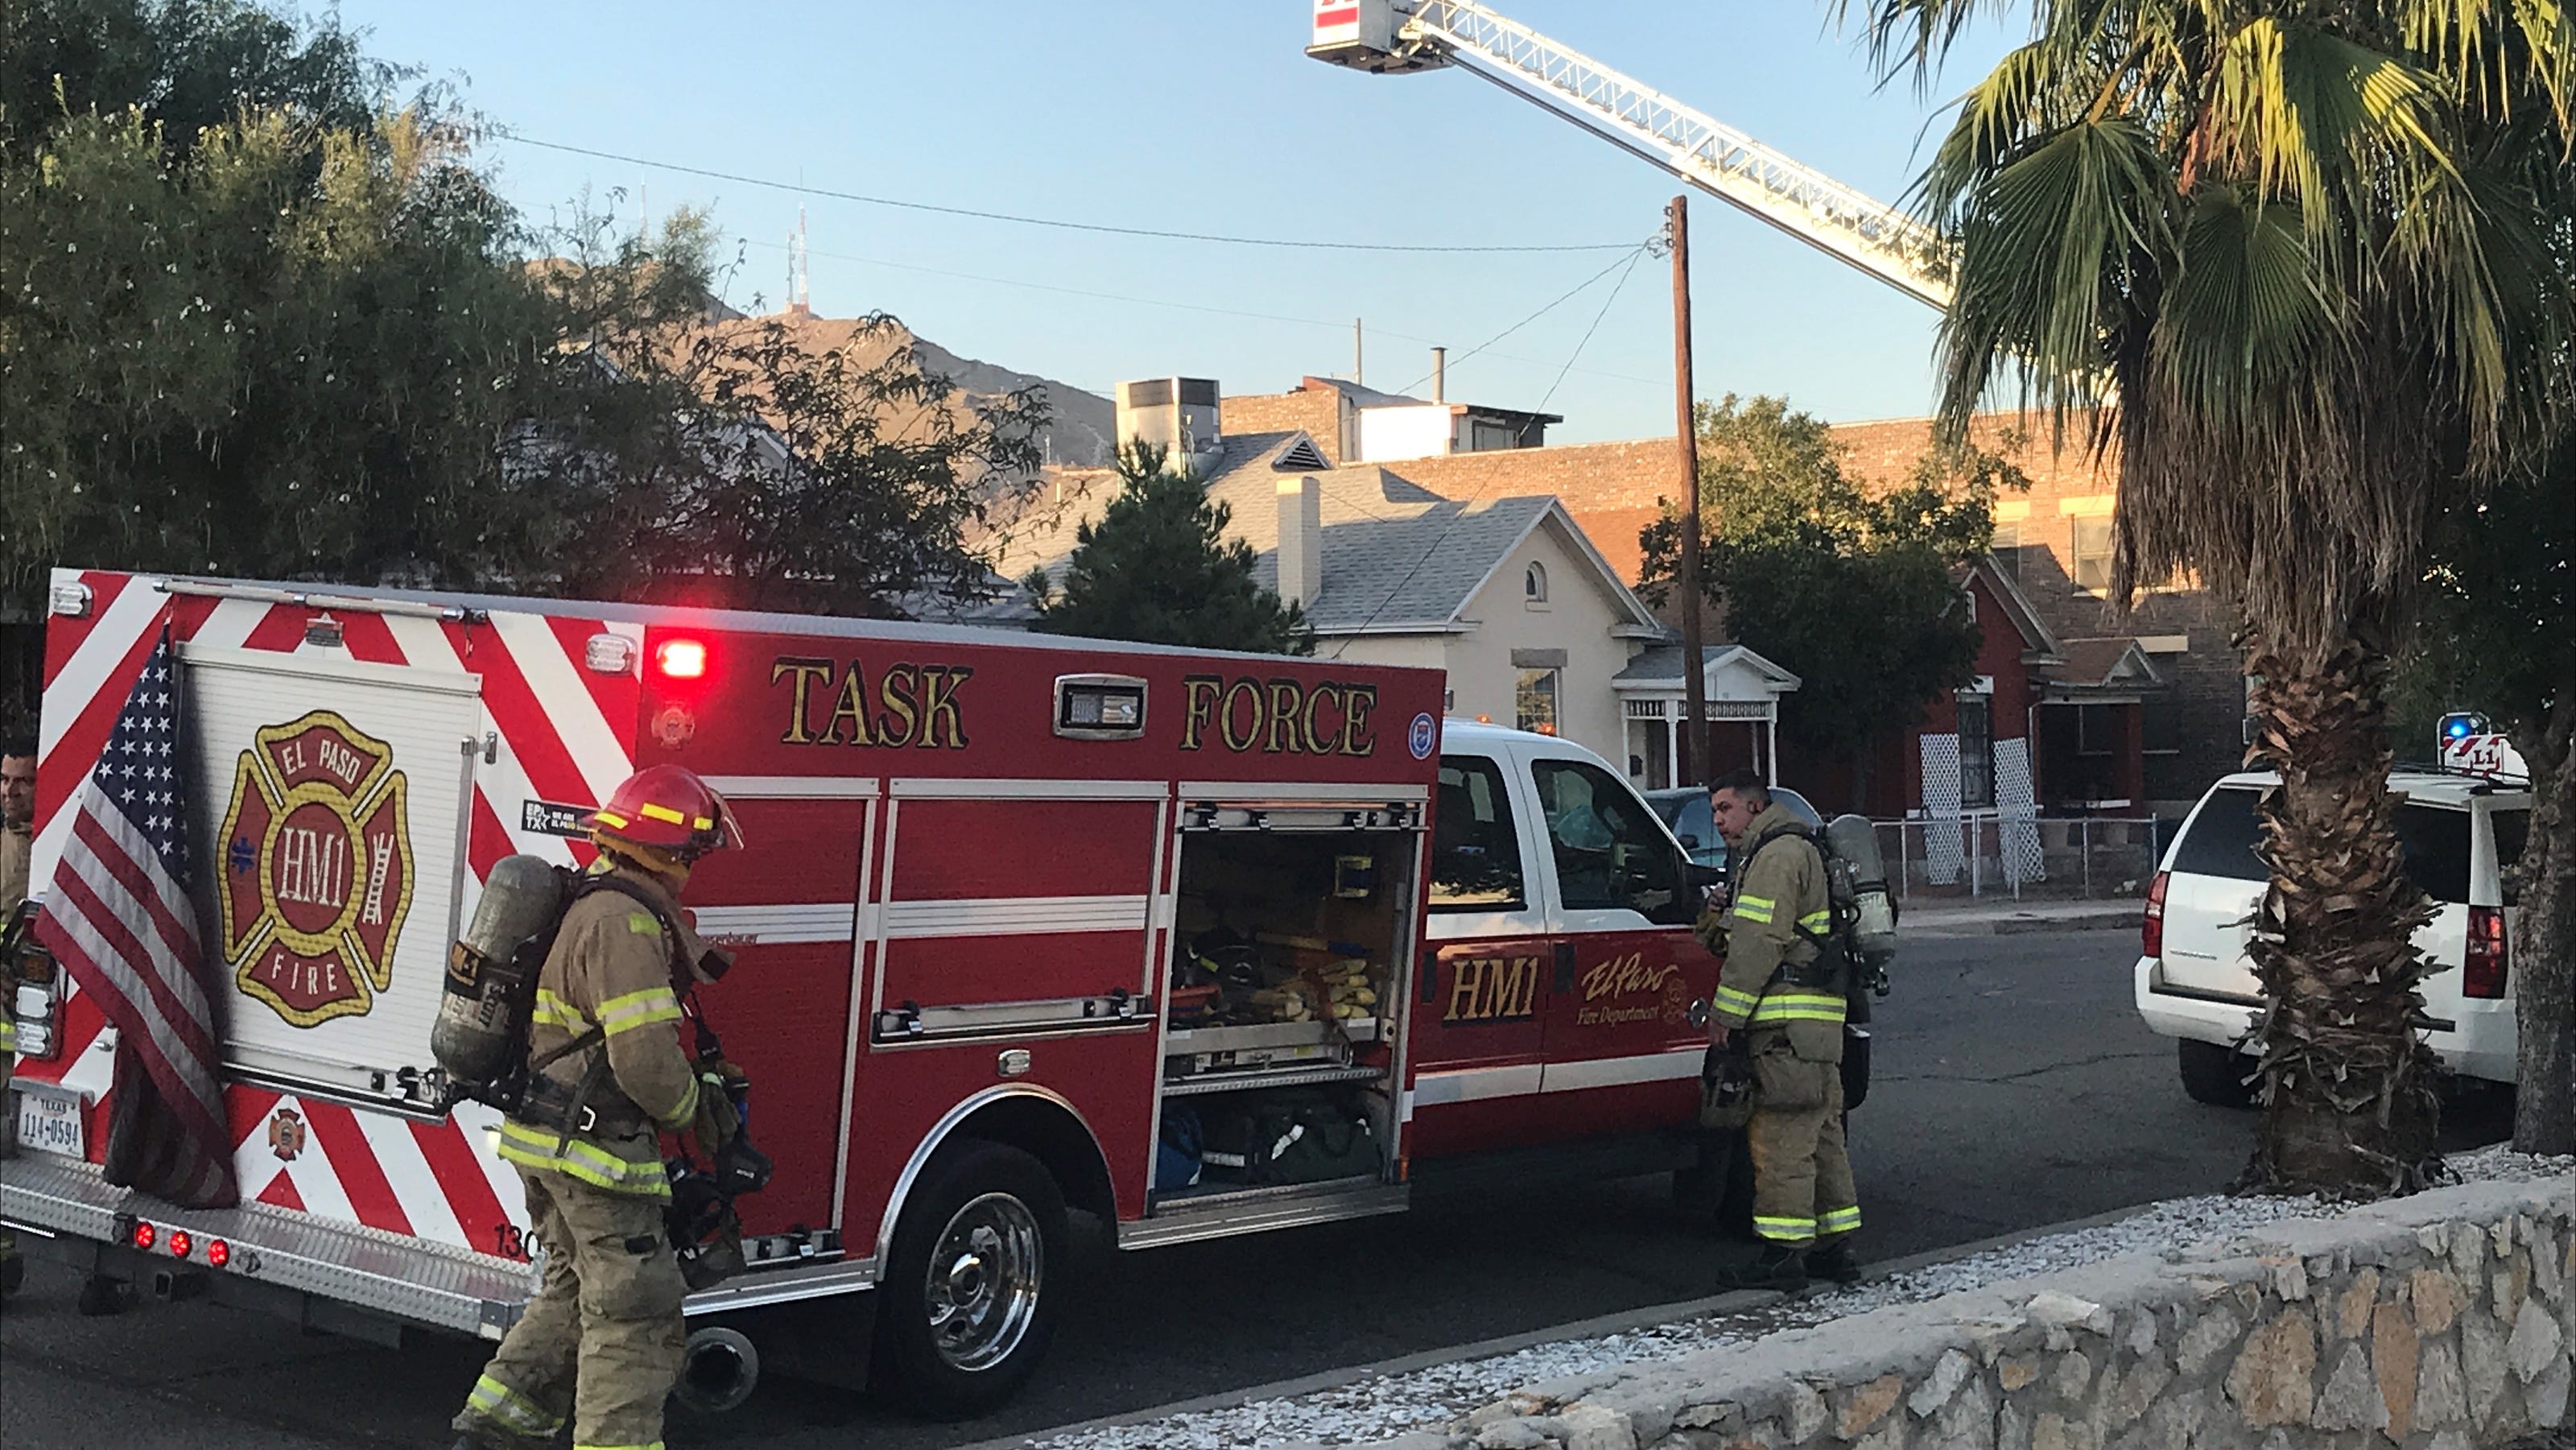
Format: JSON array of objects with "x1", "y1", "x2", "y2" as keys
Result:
[
  {"x1": 1748, "y1": 990, "x2": 1846, "y2": 1025},
  {"x1": 594, "y1": 985, "x2": 683, "y2": 1038},
  {"x1": 572, "y1": 1441, "x2": 666, "y2": 1449},
  {"x1": 1798, "y1": 909, "x2": 1832, "y2": 932},
  {"x1": 494, "y1": 1120, "x2": 672, "y2": 1198},
  {"x1": 530, "y1": 989, "x2": 589, "y2": 1033},
  {"x1": 655, "y1": 1072, "x2": 701, "y2": 1130},
  {"x1": 1732, "y1": 893, "x2": 1776, "y2": 923},
  {"x1": 1711, "y1": 985, "x2": 1761, "y2": 1013},
  {"x1": 0, "y1": 1018, "x2": 16, "y2": 1055},
  {"x1": 467, "y1": 1374, "x2": 564, "y2": 1436},
  {"x1": 1820, "y1": 1204, "x2": 1863, "y2": 1234}
]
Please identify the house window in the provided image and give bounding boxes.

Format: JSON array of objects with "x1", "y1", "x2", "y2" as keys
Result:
[
  {"x1": 1991, "y1": 522, "x2": 2021, "y2": 578},
  {"x1": 1515, "y1": 668, "x2": 1559, "y2": 736},
  {"x1": 2077, "y1": 703, "x2": 2123, "y2": 755},
  {"x1": 1956, "y1": 692, "x2": 1995, "y2": 808},
  {"x1": 2071, "y1": 517, "x2": 2115, "y2": 593},
  {"x1": 2142, "y1": 700, "x2": 2182, "y2": 754},
  {"x1": 1524, "y1": 562, "x2": 1549, "y2": 605}
]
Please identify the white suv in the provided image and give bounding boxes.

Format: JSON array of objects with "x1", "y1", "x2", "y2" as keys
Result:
[{"x1": 2135, "y1": 769, "x2": 2531, "y2": 1105}]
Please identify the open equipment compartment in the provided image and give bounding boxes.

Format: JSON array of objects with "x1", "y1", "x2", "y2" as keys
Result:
[{"x1": 1147, "y1": 795, "x2": 1422, "y2": 1217}]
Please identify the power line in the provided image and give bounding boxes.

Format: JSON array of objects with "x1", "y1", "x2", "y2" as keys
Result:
[
  {"x1": 737, "y1": 238, "x2": 1665, "y2": 388},
  {"x1": 494, "y1": 130, "x2": 1637, "y2": 255},
  {"x1": 1390, "y1": 246, "x2": 1648, "y2": 397},
  {"x1": 1535, "y1": 246, "x2": 1648, "y2": 413}
]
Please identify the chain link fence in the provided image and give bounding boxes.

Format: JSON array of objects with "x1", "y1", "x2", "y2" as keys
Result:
[{"x1": 1874, "y1": 816, "x2": 2164, "y2": 901}]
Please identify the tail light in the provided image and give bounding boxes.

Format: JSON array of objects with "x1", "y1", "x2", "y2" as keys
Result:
[
  {"x1": 206, "y1": 1238, "x2": 232, "y2": 1269},
  {"x1": 2142, "y1": 871, "x2": 2169, "y2": 958},
  {"x1": 167, "y1": 1229, "x2": 193, "y2": 1260},
  {"x1": 130, "y1": 1221, "x2": 157, "y2": 1251},
  {"x1": 2464, "y1": 906, "x2": 2508, "y2": 999}
]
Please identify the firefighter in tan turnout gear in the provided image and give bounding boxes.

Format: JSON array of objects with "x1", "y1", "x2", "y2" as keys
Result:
[
  {"x1": 1695, "y1": 767, "x2": 1861, "y2": 1291},
  {"x1": 452, "y1": 766, "x2": 744, "y2": 1450}
]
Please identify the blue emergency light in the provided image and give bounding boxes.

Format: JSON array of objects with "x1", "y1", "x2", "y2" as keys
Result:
[{"x1": 2440, "y1": 712, "x2": 2484, "y2": 742}]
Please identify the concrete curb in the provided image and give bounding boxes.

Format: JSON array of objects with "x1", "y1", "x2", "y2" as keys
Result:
[
  {"x1": 1901, "y1": 907, "x2": 2140, "y2": 940},
  {"x1": 952, "y1": 1200, "x2": 2176, "y2": 1450}
]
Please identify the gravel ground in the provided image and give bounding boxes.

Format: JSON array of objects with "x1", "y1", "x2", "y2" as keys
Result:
[{"x1": 1021, "y1": 1145, "x2": 2576, "y2": 1450}]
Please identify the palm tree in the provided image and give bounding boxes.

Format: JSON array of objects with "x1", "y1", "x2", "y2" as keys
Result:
[{"x1": 1841, "y1": 1, "x2": 2575, "y2": 1196}]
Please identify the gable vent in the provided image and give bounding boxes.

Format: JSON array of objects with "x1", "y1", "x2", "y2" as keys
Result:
[{"x1": 1273, "y1": 433, "x2": 1330, "y2": 472}]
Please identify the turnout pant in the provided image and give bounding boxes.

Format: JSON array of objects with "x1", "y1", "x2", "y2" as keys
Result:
[
  {"x1": 455, "y1": 1167, "x2": 685, "y2": 1450},
  {"x1": 1744, "y1": 1028, "x2": 1860, "y2": 1247}
]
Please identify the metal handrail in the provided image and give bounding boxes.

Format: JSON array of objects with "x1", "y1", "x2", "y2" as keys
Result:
[{"x1": 1395, "y1": 0, "x2": 1952, "y2": 308}]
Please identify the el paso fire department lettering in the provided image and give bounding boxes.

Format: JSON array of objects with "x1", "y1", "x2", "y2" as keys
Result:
[
  {"x1": 1179, "y1": 674, "x2": 1379, "y2": 755},
  {"x1": 218, "y1": 711, "x2": 415, "y2": 1027}
]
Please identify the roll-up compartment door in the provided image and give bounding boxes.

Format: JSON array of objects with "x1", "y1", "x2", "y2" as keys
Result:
[{"x1": 182, "y1": 645, "x2": 480, "y2": 1102}]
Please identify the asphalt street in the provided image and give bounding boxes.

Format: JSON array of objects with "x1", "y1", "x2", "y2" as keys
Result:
[{"x1": 0, "y1": 928, "x2": 2516, "y2": 1450}]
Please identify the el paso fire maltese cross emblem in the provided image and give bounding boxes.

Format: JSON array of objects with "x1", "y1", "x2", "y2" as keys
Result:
[{"x1": 219, "y1": 711, "x2": 415, "y2": 1027}]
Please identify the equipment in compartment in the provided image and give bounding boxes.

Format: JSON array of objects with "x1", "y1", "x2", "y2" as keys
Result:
[{"x1": 1197, "y1": 1089, "x2": 1383, "y2": 1187}]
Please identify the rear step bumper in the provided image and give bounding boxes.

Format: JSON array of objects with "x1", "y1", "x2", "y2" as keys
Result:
[
  {"x1": 2, "y1": 1150, "x2": 539, "y2": 1337},
  {"x1": 2, "y1": 1150, "x2": 886, "y2": 1337}
]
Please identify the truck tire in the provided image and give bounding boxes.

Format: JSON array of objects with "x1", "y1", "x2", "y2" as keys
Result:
[
  {"x1": 2178, "y1": 1039, "x2": 2258, "y2": 1109},
  {"x1": 877, "y1": 1138, "x2": 1067, "y2": 1418}
]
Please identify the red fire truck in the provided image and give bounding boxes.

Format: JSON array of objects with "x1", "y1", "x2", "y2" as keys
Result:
[{"x1": 2, "y1": 568, "x2": 1815, "y2": 1412}]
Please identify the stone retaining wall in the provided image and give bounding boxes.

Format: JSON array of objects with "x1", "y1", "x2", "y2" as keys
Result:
[{"x1": 1359, "y1": 1177, "x2": 2573, "y2": 1450}]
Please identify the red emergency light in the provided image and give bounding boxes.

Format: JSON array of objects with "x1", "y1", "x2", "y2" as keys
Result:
[
  {"x1": 167, "y1": 1229, "x2": 193, "y2": 1260},
  {"x1": 656, "y1": 638, "x2": 708, "y2": 680}
]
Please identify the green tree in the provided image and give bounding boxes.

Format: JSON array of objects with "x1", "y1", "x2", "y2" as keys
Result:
[
  {"x1": 1025, "y1": 443, "x2": 1312, "y2": 655},
  {"x1": 1847, "y1": 0, "x2": 2576, "y2": 1194},
  {"x1": 1638, "y1": 395, "x2": 2017, "y2": 776},
  {"x1": 1, "y1": 0, "x2": 1045, "y2": 634},
  {"x1": 2396, "y1": 448, "x2": 2576, "y2": 1154}
]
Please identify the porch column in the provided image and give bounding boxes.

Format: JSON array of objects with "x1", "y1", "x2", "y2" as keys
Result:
[{"x1": 1765, "y1": 709, "x2": 1779, "y2": 786}]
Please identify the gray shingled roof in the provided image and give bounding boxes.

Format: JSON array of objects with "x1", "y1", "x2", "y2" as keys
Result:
[{"x1": 991, "y1": 431, "x2": 1649, "y2": 634}]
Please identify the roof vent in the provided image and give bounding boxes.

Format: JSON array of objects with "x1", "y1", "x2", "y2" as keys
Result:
[{"x1": 1273, "y1": 433, "x2": 1330, "y2": 472}]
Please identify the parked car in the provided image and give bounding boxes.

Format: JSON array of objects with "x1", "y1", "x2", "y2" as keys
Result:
[
  {"x1": 1644, "y1": 784, "x2": 1824, "y2": 870},
  {"x1": 2135, "y1": 769, "x2": 2531, "y2": 1105}
]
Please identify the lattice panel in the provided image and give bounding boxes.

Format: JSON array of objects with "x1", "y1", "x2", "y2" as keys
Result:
[
  {"x1": 1918, "y1": 733, "x2": 1963, "y2": 886},
  {"x1": 1996, "y1": 737, "x2": 2046, "y2": 885}
]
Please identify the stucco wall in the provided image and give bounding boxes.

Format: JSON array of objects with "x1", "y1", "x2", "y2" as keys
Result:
[
  {"x1": 1346, "y1": 1175, "x2": 2574, "y2": 1450},
  {"x1": 1443, "y1": 518, "x2": 1637, "y2": 766}
]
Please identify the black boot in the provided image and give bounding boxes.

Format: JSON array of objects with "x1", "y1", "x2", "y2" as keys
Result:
[
  {"x1": 1712, "y1": 1241, "x2": 1808, "y2": 1291},
  {"x1": 1806, "y1": 1240, "x2": 1865, "y2": 1285}
]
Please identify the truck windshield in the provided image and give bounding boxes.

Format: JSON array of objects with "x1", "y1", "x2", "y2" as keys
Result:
[{"x1": 1530, "y1": 758, "x2": 1687, "y2": 923}]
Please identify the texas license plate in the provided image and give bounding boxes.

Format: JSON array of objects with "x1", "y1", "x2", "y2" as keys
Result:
[{"x1": 13, "y1": 1083, "x2": 85, "y2": 1158}]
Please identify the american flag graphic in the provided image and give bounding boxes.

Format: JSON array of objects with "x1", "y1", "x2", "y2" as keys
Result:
[{"x1": 35, "y1": 629, "x2": 237, "y2": 1208}]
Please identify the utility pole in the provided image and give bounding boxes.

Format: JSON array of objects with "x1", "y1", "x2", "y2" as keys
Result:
[
  {"x1": 1670, "y1": 195, "x2": 1708, "y2": 788},
  {"x1": 1353, "y1": 318, "x2": 1364, "y2": 385}
]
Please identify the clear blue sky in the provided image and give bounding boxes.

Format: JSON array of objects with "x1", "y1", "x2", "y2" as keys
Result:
[{"x1": 339, "y1": 2, "x2": 2015, "y2": 443}]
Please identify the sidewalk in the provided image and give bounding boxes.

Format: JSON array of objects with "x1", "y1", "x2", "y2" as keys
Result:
[{"x1": 1895, "y1": 894, "x2": 2143, "y2": 939}]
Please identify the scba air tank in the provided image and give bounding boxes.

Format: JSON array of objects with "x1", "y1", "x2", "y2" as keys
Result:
[
  {"x1": 1823, "y1": 814, "x2": 1899, "y2": 964},
  {"x1": 431, "y1": 854, "x2": 571, "y2": 1092}
]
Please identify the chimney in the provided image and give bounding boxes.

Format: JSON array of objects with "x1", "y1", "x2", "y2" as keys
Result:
[
  {"x1": 1430, "y1": 346, "x2": 1446, "y2": 403},
  {"x1": 1276, "y1": 474, "x2": 1323, "y2": 609}
]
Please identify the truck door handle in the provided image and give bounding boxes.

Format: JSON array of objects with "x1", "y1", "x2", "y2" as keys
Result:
[{"x1": 1554, "y1": 941, "x2": 1576, "y2": 993}]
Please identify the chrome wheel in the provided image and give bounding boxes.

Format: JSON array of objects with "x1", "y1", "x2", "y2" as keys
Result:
[{"x1": 923, "y1": 1191, "x2": 1043, "y2": 1372}]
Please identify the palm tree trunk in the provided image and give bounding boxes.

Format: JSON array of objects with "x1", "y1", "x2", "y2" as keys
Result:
[
  {"x1": 2240, "y1": 623, "x2": 2443, "y2": 1197},
  {"x1": 2509, "y1": 701, "x2": 2576, "y2": 1155}
]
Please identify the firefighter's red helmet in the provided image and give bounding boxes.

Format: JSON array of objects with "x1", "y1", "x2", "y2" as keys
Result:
[{"x1": 586, "y1": 766, "x2": 745, "y2": 860}]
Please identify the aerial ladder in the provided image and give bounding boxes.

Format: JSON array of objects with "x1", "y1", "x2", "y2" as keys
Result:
[{"x1": 1306, "y1": 0, "x2": 1951, "y2": 309}]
